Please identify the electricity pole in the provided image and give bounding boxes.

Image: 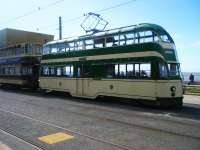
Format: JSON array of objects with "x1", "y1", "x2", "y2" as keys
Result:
[{"x1": 59, "y1": 16, "x2": 62, "y2": 40}]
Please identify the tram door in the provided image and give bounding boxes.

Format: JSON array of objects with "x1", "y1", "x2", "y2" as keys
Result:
[{"x1": 76, "y1": 65, "x2": 89, "y2": 97}]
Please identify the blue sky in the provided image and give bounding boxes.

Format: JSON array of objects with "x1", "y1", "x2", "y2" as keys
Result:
[{"x1": 0, "y1": 0, "x2": 199, "y2": 72}]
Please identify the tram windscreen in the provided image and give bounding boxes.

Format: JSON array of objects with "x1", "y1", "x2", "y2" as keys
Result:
[
  {"x1": 168, "y1": 63, "x2": 180, "y2": 76},
  {"x1": 160, "y1": 34, "x2": 173, "y2": 43}
]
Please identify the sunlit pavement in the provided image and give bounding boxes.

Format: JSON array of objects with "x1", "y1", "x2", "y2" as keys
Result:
[{"x1": 184, "y1": 95, "x2": 200, "y2": 105}]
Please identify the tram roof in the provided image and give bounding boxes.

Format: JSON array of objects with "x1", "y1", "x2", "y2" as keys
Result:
[{"x1": 46, "y1": 23, "x2": 174, "y2": 45}]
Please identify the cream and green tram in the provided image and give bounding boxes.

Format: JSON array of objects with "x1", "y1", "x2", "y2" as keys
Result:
[{"x1": 39, "y1": 23, "x2": 183, "y2": 107}]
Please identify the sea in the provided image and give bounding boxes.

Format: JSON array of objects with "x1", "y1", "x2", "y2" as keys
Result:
[{"x1": 182, "y1": 72, "x2": 200, "y2": 82}]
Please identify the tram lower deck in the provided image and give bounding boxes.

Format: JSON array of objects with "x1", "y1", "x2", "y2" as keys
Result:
[
  {"x1": 39, "y1": 77, "x2": 183, "y2": 107},
  {"x1": 0, "y1": 57, "x2": 40, "y2": 89}
]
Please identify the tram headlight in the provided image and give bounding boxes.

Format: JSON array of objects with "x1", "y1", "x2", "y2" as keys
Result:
[{"x1": 170, "y1": 86, "x2": 176, "y2": 92}]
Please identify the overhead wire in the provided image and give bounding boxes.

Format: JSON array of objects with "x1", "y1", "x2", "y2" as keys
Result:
[
  {"x1": 96, "y1": 0, "x2": 136, "y2": 13},
  {"x1": 0, "y1": 0, "x2": 64, "y2": 26},
  {"x1": 1, "y1": 0, "x2": 137, "y2": 33}
]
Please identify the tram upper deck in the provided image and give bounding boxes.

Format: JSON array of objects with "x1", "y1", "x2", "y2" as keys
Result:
[
  {"x1": 0, "y1": 43, "x2": 41, "y2": 59},
  {"x1": 42, "y1": 23, "x2": 178, "y2": 63}
]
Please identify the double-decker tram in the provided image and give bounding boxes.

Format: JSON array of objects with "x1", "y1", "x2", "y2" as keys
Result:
[
  {"x1": 40, "y1": 23, "x2": 183, "y2": 107},
  {"x1": 0, "y1": 43, "x2": 41, "y2": 88}
]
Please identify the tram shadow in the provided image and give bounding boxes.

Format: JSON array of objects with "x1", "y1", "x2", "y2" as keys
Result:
[{"x1": 1, "y1": 87, "x2": 200, "y2": 120}]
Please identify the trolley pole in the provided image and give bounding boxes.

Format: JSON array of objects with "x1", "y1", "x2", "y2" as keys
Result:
[{"x1": 59, "y1": 16, "x2": 62, "y2": 40}]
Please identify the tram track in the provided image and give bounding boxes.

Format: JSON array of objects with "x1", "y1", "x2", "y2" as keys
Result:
[
  {"x1": 5, "y1": 92, "x2": 200, "y2": 128},
  {"x1": 0, "y1": 92, "x2": 200, "y2": 150},
  {"x1": 0, "y1": 92, "x2": 200, "y2": 141},
  {"x1": 0, "y1": 102, "x2": 200, "y2": 149},
  {"x1": 1, "y1": 89, "x2": 199, "y2": 127},
  {"x1": 0, "y1": 128, "x2": 46, "y2": 150},
  {"x1": 0, "y1": 108, "x2": 137, "y2": 150},
  {"x1": 20, "y1": 100, "x2": 200, "y2": 140}
]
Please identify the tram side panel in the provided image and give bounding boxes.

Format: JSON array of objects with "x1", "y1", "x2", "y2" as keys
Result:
[{"x1": 39, "y1": 77, "x2": 157, "y2": 100}]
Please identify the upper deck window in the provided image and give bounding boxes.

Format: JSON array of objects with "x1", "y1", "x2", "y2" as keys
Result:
[
  {"x1": 50, "y1": 44, "x2": 58, "y2": 53},
  {"x1": 160, "y1": 35, "x2": 171, "y2": 43},
  {"x1": 58, "y1": 43, "x2": 66, "y2": 53},
  {"x1": 43, "y1": 45, "x2": 51, "y2": 54}
]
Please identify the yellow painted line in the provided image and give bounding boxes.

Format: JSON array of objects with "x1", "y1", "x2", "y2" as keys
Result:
[
  {"x1": 38, "y1": 132, "x2": 74, "y2": 144},
  {"x1": 0, "y1": 142, "x2": 12, "y2": 150}
]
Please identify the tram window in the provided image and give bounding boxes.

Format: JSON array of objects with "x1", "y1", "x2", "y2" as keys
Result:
[
  {"x1": 15, "y1": 67, "x2": 21, "y2": 75},
  {"x1": 22, "y1": 67, "x2": 27, "y2": 75},
  {"x1": 69, "y1": 42, "x2": 75, "y2": 51},
  {"x1": 145, "y1": 31, "x2": 153, "y2": 36},
  {"x1": 65, "y1": 43, "x2": 70, "y2": 52},
  {"x1": 0, "y1": 67, "x2": 4, "y2": 75},
  {"x1": 85, "y1": 40, "x2": 94, "y2": 49},
  {"x1": 105, "y1": 36, "x2": 115, "y2": 47},
  {"x1": 74, "y1": 41, "x2": 78, "y2": 51},
  {"x1": 94, "y1": 38, "x2": 105, "y2": 48},
  {"x1": 144, "y1": 37, "x2": 153, "y2": 43},
  {"x1": 35, "y1": 44, "x2": 41, "y2": 54},
  {"x1": 58, "y1": 43, "x2": 66, "y2": 53},
  {"x1": 106, "y1": 42, "x2": 113, "y2": 47},
  {"x1": 27, "y1": 68, "x2": 32, "y2": 75},
  {"x1": 63, "y1": 66, "x2": 70, "y2": 76},
  {"x1": 159, "y1": 63, "x2": 168, "y2": 78},
  {"x1": 24, "y1": 44, "x2": 29, "y2": 54},
  {"x1": 161, "y1": 35, "x2": 170, "y2": 43},
  {"x1": 135, "y1": 64, "x2": 140, "y2": 77},
  {"x1": 8, "y1": 67, "x2": 15, "y2": 75},
  {"x1": 77, "y1": 67, "x2": 81, "y2": 77},
  {"x1": 95, "y1": 43, "x2": 103, "y2": 48},
  {"x1": 105, "y1": 64, "x2": 115, "y2": 78},
  {"x1": 139, "y1": 32, "x2": 145, "y2": 38},
  {"x1": 81, "y1": 65, "x2": 91, "y2": 77},
  {"x1": 115, "y1": 64, "x2": 119, "y2": 76},
  {"x1": 57, "y1": 67, "x2": 62, "y2": 76},
  {"x1": 63, "y1": 66, "x2": 73, "y2": 77},
  {"x1": 50, "y1": 67, "x2": 55, "y2": 76},
  {"x1": 119, "y1": 35, "x2": 126, "y2": 45},
  {"x1": 50, "y1": 44, "x2": 58, "y2": 53},
  {"x1": 134, "y1": 33, "x2": 139, "y2": 44},
  {"x1": 22, "y1": 67, "x2": 26, "y2": 75},
  {"x1": 139, "y1": 32, "x2": 144, "y2": 43},
  {"x1": 43, "y1": 66, "x2": 49, "y2": 75},
  {"x1": 16, "y1": 48, "x2": 21, "y2": 55},
  {"x1": 77, "y1": 41, "x2": 84, "y2": 50},
  {"x1": 126, "y1": 33, "x2": 134, "y2": 45},
  {"x1": 168, "y1": 63, "x2": 180, "y2": 76},
  {"x1": 71, "y1": 66, "x2": 74, "y2": 76},
  {"x1": 113, "y1": 36, "x2": 119, "y2": 46},
  {"x1": 154, "y1": 36, "x2": 159, "y2": 42},
  {"x1": 140, "y1": 64, "x2": 151, "y2": 77},
  {"x1": 21, "y1": 67, "x2": 32, "y2": 75},
  {"x1": 119, "y1": 64, "x2": 126, "y2": 76},
  {"x1": 1, "y1": 68, "x2": 5, "y2": 75},
  {"x1": 127, "y1": 64, "x2": 134, "y2": 77}
]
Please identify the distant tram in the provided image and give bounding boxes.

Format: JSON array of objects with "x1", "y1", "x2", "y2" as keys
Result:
[
  {"x1": 39, "y1": 23, "x2": 183, "y2": 107},
  {"x1": 0, "y1": 43, "x2": 41, "y2": 88}
]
